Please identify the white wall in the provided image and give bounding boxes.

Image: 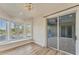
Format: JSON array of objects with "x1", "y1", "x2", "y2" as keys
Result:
[{"x1": 33, "y1": 17, "x2": 47, "y2": 47}]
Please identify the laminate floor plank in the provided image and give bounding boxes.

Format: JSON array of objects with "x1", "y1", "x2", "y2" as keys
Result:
[{"x1": 0, "y1": 43, "x2": 67, "y2": 55}]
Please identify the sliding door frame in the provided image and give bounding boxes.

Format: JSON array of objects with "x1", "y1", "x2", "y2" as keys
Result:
[{"x1": 46, "y1": 8, "x2": 77, "y2": 54}]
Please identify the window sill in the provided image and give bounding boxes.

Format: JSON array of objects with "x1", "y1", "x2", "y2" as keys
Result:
[
  {"x1": 0, "y1": 39, "x2": 33, "y2": 52},
  {"x1": 0, "y1": 38, "x2": 33, "y2": 46}
]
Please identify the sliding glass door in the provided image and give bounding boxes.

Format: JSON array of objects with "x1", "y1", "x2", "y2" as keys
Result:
[
  {"x1": 59, "y1": 13, "x2": 76, "y2": 54},
  {"x1": 47, "y1": 18, "x2": 57, "y2": 48},
  {"x1": 47, "y1": 13, "x2": 76, "y2": 54}
]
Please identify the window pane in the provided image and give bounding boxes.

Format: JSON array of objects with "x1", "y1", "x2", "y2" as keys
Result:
[
  {"x1": 25, "y1": 24, "x2": 32, "y2": 39},
  {"x1": 10, "y1": 22, "x2": 24, "y2": 40},
  {"x1": 10, "y1": 22, "x2": 17, "y2": 40},
  {"x1": 0, "y1": 19, "x2": 7, "y2": 42},
  {"x1": 16, "y1": 24, "x2": 24, "y2": 39}
]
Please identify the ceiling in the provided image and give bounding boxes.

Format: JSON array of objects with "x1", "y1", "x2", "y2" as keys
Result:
[{"x1": 0, "y1": 3, "x2": 78, "y2": 21}]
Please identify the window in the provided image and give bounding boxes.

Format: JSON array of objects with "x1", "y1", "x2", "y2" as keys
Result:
[
  {"x1": 25, "y1": 24, "x2": 32, "y2": 39},
  {"x1": 10, "y1": 22, "x2": 17, "y2": 40},
  {"x1": 10, "y1": 22, "x2": 24, "y2": 40},
  {"x1": 0, "y1": 18, "x2": 32, "y2": 42},
  {"x1": 16, "y1": 24, "x2": 24, "y2": 40},
  {"x1": 0, "y1": 19, "x2": 7, "y2": 41}
]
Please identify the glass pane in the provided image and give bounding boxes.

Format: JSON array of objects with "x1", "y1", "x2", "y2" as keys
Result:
[
  {"x1": 16, "y1": 24, "x2": 24, "y2": 40},
  {"x1": 47, "y1": 18, "x2": 57, "y2": 48},
  {"x1": 0, "y1": 19, "x2": 7, "y2": 42},
  {"x1": 10, "y1": 22, "x2": 24, "y2": 41},
  {"x1": 67, "y1": 26, "x2": 72, "y2": 38},
  {"x1": 25, "y1": 24, "x2": 32, "y2": 40},
  {"x1": 59, "y1": 13, "x2": 76, "y2": 54},
  {"x1": 61, "y1": 26, "x2": 65, "y2": 37},
  {"x1": 10, "y1": 22, "x2": 17, "y2": 40}
]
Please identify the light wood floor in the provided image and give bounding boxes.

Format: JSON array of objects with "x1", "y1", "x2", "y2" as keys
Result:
[{"x1": 0, "y1": 42, "x2": 67, "y2": 55}]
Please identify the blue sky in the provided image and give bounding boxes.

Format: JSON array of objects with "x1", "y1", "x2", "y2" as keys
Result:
[{"x1": 0, "y1": 20, "x2": 6, "y2": 30}]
